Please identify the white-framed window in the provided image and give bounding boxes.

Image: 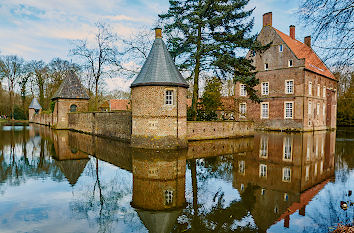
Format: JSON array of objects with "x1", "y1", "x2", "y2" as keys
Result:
[
  {"x1": 240, "y1": 183, "x2": 244, "y2": 191},
  {"x1": 261, "y1": 188, "x2": 266, "y2": 196},
  {"x1": 317, "y1": 84, "x2": 320, "y2": 97},
  {"x1": 323, "y1": 86, "x2": 326, "y2": 98},
  {"x1": 284, "y1": 193, "x2": 289, "y2": 201},
  {"x1": 288, "y1": 60, "x2": 293, "y2": 67},
  {"x1": 164, "y1": 190, "x2": 173, "y2": 205},
  {"x1": 282, "y1": 167, "x2": 291, "y2": 182},
  {"x1": 305, "y1": 165, "x2": 310, "y2": 181},
  {"x1": 239, "y1": 103, "x2": 246, "y2": 118},
  {"x1": 259, "y1": 136, "x2": 268, "y2": 158},
  {"x1": 165, "y1": 90, "x2": 174, "y2": 105},
  {"x1": 259, "y1": 164, "x2": 267, "y2": 177},
  {"x1": 308, "y1": 101, "x2": 312, "y2": 115},
  {"x1": 323, "y1": 103, "x2": 326, "y2": 116},
  {"x1": 279, "y1": 44, "x2": 283, "y2": 52},
  {"x1": 264, "y1": 63, "x2": 269, "y2": 70},
  {"x1": 238, "y1": 160, "x2": 245, "y2": 174},
  {"x1": 240, "y1": 84, "x2": 247, "y2": 96},
  {"x1": 308, "y1": 81, "x2": 312, "y2": 96},
  {"x1": 261, "y1": 82, "x2": 269, "y2": 95},
  {"x1": 321, "y1": 137, "x2": 325, "y2": 156},
  {"x1": 285, "y1": 80, "x2": 294, "y2": 94},
  {"x1": 317, "y1": 103, "x2": 320, "y2": 115},
  {"x1": 306, "y1": 138, "x2": 311, "y2": 161},
  {"x1": 284, "y1": 102, "x2": 294, "y2": 119},
  {"x1": 283, "y1": 137, "x2": 292, "y2": 161},
  {"x1": 315, "y1": 137, "x2": 319, "y2": 157},
  {"x1": 320, "y1": 161, "x2": 324, "y2": 174},
  {"x1": 261, "y1": 102, "x2": 269, "y2": 119},
  {"x1": 314, "y1": 163, "x2": 318, "y2": 176}
]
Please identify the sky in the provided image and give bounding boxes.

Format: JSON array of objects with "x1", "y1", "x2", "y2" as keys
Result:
[{"x1": 0, "y1": 0, "x2": 310, "y2": 92}]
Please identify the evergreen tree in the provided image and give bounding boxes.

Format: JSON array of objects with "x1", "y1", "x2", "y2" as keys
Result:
[
  {"x1": 159, "y1": 0, "x2": 268, "y2": 120},
  {"x1": 200, "y1": 77, "x2": 222, "y2": 120}
]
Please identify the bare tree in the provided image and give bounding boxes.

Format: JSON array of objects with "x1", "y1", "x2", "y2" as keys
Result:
[
  {"x1": 71, "y1": 22, "x2": 117, "y2": 110},
  {"x1": 0, "y1": 55, "x2": 24, "y2": 119},
  {"x1": 29, "y1": 60, "x2": 48, "y2": 109},
  {"x1": 299, "y1": 0, "x2": 354, "y2": 67}
]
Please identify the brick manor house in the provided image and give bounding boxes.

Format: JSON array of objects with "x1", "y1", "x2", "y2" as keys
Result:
[{"x1": 234, "y1": 12, "x2": 338, "y2": 131}]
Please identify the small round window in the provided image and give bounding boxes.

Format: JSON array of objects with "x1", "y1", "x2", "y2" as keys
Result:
[{"x1": 70, "y1": 104, "x2": 77, "y2": 112}]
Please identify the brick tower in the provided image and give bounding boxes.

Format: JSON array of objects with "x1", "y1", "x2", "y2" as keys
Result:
[
  {"x1": 130, "y1": 28, "x2": 189, "y2": 149},
  {"x1": 51, "y1": 71, "x2": 90, "y2": 129}
]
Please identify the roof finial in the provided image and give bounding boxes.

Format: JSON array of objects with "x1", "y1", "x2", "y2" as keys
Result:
[{"x1": 155, "y1": 27, "x2": 162, "y2": 39}]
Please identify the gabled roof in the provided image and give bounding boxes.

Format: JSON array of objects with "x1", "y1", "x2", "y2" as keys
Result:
[
  {"x1": 273, "y1": 28, "x2": 336, "y2": 80},
  {"x1": 29, "y1": 98, "x2": 42, "y2": 110},
  {"x1": 130, "y1": 37, "x2": 188, "y2": 88},
  {"x1": 51, "y1": 71, "x2": 90, "y2": 100},
  {"x1": 137, "y1": 209, "x2": 181, "y2": 233}
]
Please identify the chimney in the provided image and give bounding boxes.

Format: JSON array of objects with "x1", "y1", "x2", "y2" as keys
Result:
[
  {"x1": 155, "y1": 27, "x2": 162, "y2": 39},
  {"x1": 289, "y1": 25, "x2": 295, "y2": 40},
  {"x1": 304, "y1": 36, "x2": 311, "y2": 48},
  {"x1": 263, "y1": 12, "x2": 272, "y2": 27}
]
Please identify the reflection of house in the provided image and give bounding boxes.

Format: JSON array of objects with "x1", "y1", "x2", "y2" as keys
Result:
[
  {"x1": 131, "y1": 150, "x2": 186, "y2": 233},
  {"x1": 233, "y1": 131, "x2": 335, "y2": 231},
  {"x1": 51, "y1": 131, "x2": 89, "y2": 186}
]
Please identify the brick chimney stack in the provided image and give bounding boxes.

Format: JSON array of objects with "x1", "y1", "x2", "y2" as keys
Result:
[
  {"x1": 289, "y1": 25, "x2": 295, "y2": 40},
  {"x1": 263, "y1": 12, "x2": 272, "y2": 27},
  {"x1": 304, "y1": 36, "x2": 311, "y2": 48},
  {"x1": 155, "y1": 27, "x2": 162, "y2": 38}
]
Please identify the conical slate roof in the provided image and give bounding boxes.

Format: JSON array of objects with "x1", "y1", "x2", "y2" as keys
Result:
[
  {"x1": 29, "y1": 98, "x2": 42, "y2": 110},
  {"x1": 55, "y1": 159, "x2": 89, "y2": 186},
  {"x1": 137, "y1": 209, "x2": 181, "y2": 233},
  {"x1": 51, "y1": 71, "x2": 90, "y2": 100},
  {"x1": 131, "y1": 30, "x2": 188, "y2": 88}
]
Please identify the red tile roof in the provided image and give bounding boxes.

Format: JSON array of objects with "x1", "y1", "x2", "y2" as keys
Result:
[
  {"x1": 273, "y1": 28, "x2": 336, "y2": 80},
  {"x1": 109, "y1": 99, "x2": 130, "y2": 111}
]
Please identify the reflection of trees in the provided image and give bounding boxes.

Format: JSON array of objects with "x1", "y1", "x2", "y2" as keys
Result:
[
  {"x1": 175, "y1": 158, "x2": 259, "y2": 232},
  {"x1": 70, "y1": 158, "x2": 143, "y2": 233},
  {"x1": 0, "y1": 127, "x2": 64, "y2": 191}
]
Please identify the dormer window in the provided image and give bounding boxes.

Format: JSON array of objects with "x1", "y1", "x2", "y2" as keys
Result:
[
  {"x1": 264, "y1": 63, "x2": 269, "y2": 70},
  {"x1": 288, "y1": 60, "x2": 293, "y2": 67},
  {"x1": 165, "y1": 90, "x2": 174, "y2": 105},
  {"x1": 279, "y1": 44, "x2": 283, "y2": 52}
]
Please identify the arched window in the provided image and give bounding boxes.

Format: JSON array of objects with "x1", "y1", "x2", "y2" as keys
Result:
[
  {"x1": 164, "y1": 190, "x2": 173, "y2": 205},
  {"x1": 70, "y1": 104, "x2": 77, "y2": 112}
]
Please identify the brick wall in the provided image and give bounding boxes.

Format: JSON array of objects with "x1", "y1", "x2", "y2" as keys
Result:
[
  {"x1": 187, "y1": 121, "x2": 254, "y2": 141},
  {"x1": 68, "y1": 111, "x2": 132, "y2": 141}
]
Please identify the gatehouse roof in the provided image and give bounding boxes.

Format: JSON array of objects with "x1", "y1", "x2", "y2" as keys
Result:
[
  {"x1": 29, "y1": 98, "x2": 42, "y2": 110},
  {"x1": 130, "y1": 28, "x2": 188, "y2": 88},
  {"x1": 51, "y1": 71, "x2": 90, "y2": 100}
]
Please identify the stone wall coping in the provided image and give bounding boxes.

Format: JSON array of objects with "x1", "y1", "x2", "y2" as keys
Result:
[
  {"x1": 68, "y1": 110, "x2": 131, "y2": 114},
  {"x1": 187, "y1": 120, "x2": 253, "y2": 123}
]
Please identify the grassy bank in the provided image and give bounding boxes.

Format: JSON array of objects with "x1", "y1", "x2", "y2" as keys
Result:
[{"x1": 0, "y1": 119, "x2": 29, "y2": 124}]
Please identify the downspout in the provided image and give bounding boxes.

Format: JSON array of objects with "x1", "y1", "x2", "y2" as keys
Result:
[
  {"x1": 303, "y1": 68, "x2": 305, "y2": 131},
  {"x1": 176, "y1": 86, "x2": 179, "y2": 146}
]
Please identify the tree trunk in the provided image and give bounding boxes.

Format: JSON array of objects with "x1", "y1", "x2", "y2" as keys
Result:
[
  {"x1": 191, "y1": 23, "x2": 202, "y2": 121},
  {"x1": 95, "y1": 78, "x2": 99, "y2": 111}
]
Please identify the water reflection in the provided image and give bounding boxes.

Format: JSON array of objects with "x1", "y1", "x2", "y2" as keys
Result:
[{"x1": 0, "y1": 123, "x2": 352, "y2": 233}]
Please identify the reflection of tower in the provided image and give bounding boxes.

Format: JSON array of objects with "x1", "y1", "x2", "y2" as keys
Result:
[
  {"x1": 131, "y1": 149, "x2": 186, "y2": 233},
  {"x1": 233, "y1": 131, "x2": 335, "y2": 231},
  {"x1": 52, "y1": 130, "x2": 89, "y2": 186}
]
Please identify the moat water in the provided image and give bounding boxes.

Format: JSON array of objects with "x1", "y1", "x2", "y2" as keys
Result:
[{"x1": 0, "y1": 123, "x2": 352, "y2": 233}]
